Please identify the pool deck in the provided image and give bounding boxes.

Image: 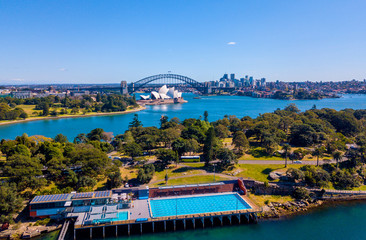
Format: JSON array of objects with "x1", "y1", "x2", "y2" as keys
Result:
[{"x1": 74, "y1": 192, "x2": 261, "y2": 230}]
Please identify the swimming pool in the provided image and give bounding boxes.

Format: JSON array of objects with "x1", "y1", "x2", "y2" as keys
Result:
[
  {"x1": 113, "y1": 211, "x2": 129, "y2": 221},
  {"x1": 149, "y1": 193, "x2": 252, "y2": 218}
]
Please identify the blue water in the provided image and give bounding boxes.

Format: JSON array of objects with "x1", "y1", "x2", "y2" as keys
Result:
[
  {"x1": 1, "y1": 94, "x2": 366, "y2": 140},
  {"x1": 149, "y1": 194, "x2": 251, "y2": 218},
  {"x1": 114, "y1": 211, "x2": 129, "y2": 221}
]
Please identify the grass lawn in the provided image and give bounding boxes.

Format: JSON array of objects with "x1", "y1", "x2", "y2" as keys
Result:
[
  {"x1": 239, "y1": 154, "x2": 284, "y2": 161},
  {"x1": 149, "y1": 175, "x2": 231, "y2": 187},
  {"x1": 120, "y1": 167, "x2": 138, "y2": 179},
  {"x1": 350, "y1": 185, "x2": 366, "y2": 191},
  {"x1": 153, "y1": 165, "x2": 206, "y2": 182},
  {"x1": 182, "y1": 162, "x2": 205, "y2": 168},
  {"x1": 248, "y1": 193, "x2": 294, "y2": 207},
  {"x1": 94, "y1": 178, "x2": 107, "y2": 191},
  {"x1": 236, "y1": 164, "x2": 304, "y2": 182},
  {"x1": 17, "y1": 104, "x2": 40, "y2": 116}
]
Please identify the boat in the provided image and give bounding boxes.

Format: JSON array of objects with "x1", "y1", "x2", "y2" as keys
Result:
[{"x1": 193, "y1": 96, "x2": 201, "y2": 99}]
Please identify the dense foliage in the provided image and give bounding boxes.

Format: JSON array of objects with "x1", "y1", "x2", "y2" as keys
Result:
[
  {"x1": 2, "y1": 105, "x2": 366, "y2": 220},
  {"x1": 0, "y1": 93, "x2": 137, "y2": 120}
]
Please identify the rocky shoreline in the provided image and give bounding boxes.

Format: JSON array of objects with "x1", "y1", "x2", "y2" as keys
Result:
[
  {"x1": 259, "y1": 199, "x2": 324, "y2": 219},
  {"x1": 0, "y1": 224, "x2": 61, "y2": 240}
]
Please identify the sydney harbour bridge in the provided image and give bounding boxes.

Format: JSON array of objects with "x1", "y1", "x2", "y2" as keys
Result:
[
  {"x1": 122, "y1": 74, "x2": 209, "y2": 94},
  {"x1": 71, "y1": 74, "x2": 211, "y2": 94}
]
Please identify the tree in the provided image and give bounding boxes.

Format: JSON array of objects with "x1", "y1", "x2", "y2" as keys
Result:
[
  {"x1": 282, "y1": 144, "x2": 292, "y2": 167},
  {"x1": 156, "y1": 148, "x2": 178, "y2": 167},
  {"x1": 204, "y1": 111, "x2": 208, "y2": 122},
  {"x1": 96, "y1": 92, "x2": 101, "y2": 102},
  {"x1": 123, "y1": 142, "x2": 143, "y2": 159},
  {"x1": 172, "y1": 138, "x2": 187, "y2": 157},
  {"x1": 217, "y1": 148, "x2": 237, "y2": 170},
  {"x1": 232, "y1": 131, "x2": 249, "y2": 154},
  {"x1": 161, "y1": 128, "x2": 180, "y2": 147},
  {"x1": 74, "y1": 133, "x2": 88, "y2": 144},
  {"x1": 54, "y1": 133, "x2": 68, "y2": 143},
  {"x1": 106, "y1": 170, "x2": 123, "y2": 189},
  {"x1": 19, "y1": 112, "x2": 28, "y2": 119},
  {"x1": 87, "y1": 128, "x2": 105, "y2": 141},
  {"x1": 137, "y1": 164, "x2": 155, "y2": 184},
  {"x1": 4, "y1": 154, "x2": 45, "y2": 191},
  {"x1": 69, "y1": 144, "x2": 111, "y2": 178},
  {"x1": 286, "y1": 168, "x2": 304, "y2": 182},
  {"x1": 123, "y1": 131, "x2": 135, "y2": 144},
  {"x1": 203, "y1": 127, "x2": 216, "y2": 166},
  {"x1": 0, "y1": 182, "x2": 23, "y2": 222},
  {"x1": 42, "y1": 102, "x2": 50, "y2": 116},
  {"x1": 160, "y1": 115, "x2": 169, "y2": 128},
  {"x1": 332, "y1": 151, "x2": 343, "y2": 168},
  {"x1": 293, "y1": 187, "x2": 310, "y2": 200},
  {"x1": 214, "y1": 124, "x2": 230, "y2": 139},
  {"x1": 129, "y1": 114, "x2": 142, "y2": 128},
  {"x1": 312, "y1": 146, "x2": 325, "y2": 167}
]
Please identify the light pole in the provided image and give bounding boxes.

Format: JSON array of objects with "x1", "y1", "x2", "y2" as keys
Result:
[
  {"x1": 175, "y1": 193, "x2": 178, "y2": 218},
  {"x1": 213, "y1": 164, "x2": 216, "y2": 182},
  {"x1": 165, "y1": 167, "x2": 168, "y2": 185},
  {"x1": 236, "y1": 197, "x2": 238, "y2": 213}
]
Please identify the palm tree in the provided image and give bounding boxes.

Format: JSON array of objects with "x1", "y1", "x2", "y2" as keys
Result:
[
  {"x1": 312, "y1": 147, "x2": 324, "y2": 167},
  {"x1": 333, "y1": 151, "x2": 343, "y2": 168},
  {"x1": 282, "y1": 144, "x2": 292, "y2": 168}
]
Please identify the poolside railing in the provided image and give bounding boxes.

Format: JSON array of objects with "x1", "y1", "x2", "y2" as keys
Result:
[{"x1": 76, "y1": 208, "x2": 260, "y2": 229}]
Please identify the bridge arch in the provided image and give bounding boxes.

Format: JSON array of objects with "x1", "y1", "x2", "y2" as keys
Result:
[{"x1": 129, "y1": 74, "x2": 204, "y2": 93}]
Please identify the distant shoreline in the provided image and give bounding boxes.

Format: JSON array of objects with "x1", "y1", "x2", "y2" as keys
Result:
[{"x1": 0, "y1": 105, "x2": 146, "y2": 127}]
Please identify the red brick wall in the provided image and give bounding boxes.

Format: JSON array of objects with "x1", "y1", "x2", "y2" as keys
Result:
[{"x1": 149, "y1": 182, "x2": 237, "y2": 198}]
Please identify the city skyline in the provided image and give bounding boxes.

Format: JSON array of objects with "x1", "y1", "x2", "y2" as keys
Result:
[{"x1": 1, "y1": 0, "x2": 366, "y2": 84}]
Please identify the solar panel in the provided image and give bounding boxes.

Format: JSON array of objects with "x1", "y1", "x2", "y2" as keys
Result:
[
  {"x1": 72, "y1": 192, "x2": 94, "y2": 199},
  {"x1": 94, "y1": 190, "x2": 111, "y2": 198}
]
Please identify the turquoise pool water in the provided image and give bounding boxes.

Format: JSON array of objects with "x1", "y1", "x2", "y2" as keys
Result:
[
  {"x1": 92, "y1": 211, "x2": 129, "y2": 224},
  {"x1": 149, "y1": 193, "x2": 251, "y2": 218},
  {"x1": 114, "y1": 211, "x2": 129, "y2": 221}
]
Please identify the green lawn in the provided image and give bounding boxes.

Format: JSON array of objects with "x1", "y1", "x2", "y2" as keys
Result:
[
  {"x1": 239, "y1": 154, "x2": 284, "y2": 161},
  {"x1": 236, "y1": 164, "x2": 304, "y2": 182},
  {"x1": 180, "y1": 162, "x2": 205, "y2": 168},
  {"x1": 149, "y1": 175, "x2": 231, "y2": 187},
  {"x1": 248, "y1": 194, "x2": 294, "y2": 206},
  {"x1": 153, "y1": 166, "x2": 205, "y2": 182}
]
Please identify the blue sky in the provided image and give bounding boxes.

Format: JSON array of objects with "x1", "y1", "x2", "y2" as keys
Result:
[{"x1": 0, "y1": 0, "x2": 365, "y2": 84}]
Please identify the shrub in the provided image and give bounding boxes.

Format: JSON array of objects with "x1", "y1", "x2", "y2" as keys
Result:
[{"x1": 293, "y1": 187, "x2": 310, "y2": 200}]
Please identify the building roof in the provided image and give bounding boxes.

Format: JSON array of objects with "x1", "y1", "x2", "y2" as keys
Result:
[
  {"x1": 30, "y1": 190, "x2": 112, "y2": 204},
  {"x1": 30, "y1": 194, "x2": 71, "y2": 204}
]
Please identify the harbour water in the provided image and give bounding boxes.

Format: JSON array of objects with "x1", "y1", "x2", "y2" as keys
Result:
[
  {"x1": 93, "y1": 201, "x2": 366, "y2": 240},
  {"x1": 5, "y1": 94, "x2": 366, "y2": 240},
  {"x1": 38, "y1": 201, "x2": 366, "y2": 240},
  {"x1": 1, "y1": 94, "x2": 366, "y2": 140}
]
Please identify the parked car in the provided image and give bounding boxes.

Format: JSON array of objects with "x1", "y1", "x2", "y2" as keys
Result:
[{"x1": 294, "y1": 160, "x2": 302, "y2": 164}]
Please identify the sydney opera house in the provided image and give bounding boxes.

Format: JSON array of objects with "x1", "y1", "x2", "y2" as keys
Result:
[{"x1": 140, "y1": 85, "x2": 183, "y2": 100}]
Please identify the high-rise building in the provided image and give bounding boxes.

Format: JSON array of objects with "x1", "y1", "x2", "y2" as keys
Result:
[{"x1": 230, "y1": 73, "x2": 235, "y2": 80}]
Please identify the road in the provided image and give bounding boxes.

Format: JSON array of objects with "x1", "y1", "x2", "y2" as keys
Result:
[{"x1": 238, "y1": 158, "x2": 346, "y2": 165}]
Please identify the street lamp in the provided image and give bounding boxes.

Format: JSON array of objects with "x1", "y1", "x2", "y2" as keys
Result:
[
  {"x1": 165, "y1": 167, "x2": 168, "y2": 185},
  {"x1": 175, "y1": 192, "x2": 178, "y2": 218},
  {"x1": 213, "y1": 164, "x2": 217, "y2": 182}
]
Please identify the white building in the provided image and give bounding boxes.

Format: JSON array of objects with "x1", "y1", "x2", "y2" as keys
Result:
[{"x1": 140, "y1": 85, "x2": 182, "y2": 100}]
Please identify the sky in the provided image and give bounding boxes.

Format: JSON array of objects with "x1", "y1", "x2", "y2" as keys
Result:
[{"x1": 0, "y1": 0, "x2": 366, "y2": 84}]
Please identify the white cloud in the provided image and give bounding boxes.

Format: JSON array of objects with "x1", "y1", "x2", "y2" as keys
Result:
[
  {"x1": 59, "y1": 68, "x2": 67, "y2": 72},
  {"x1": 11, "y1": 78, "x2": 25, "y2": 81},
  {"x1": 227, "y1": 42, "x2": 236, "y2": 45}
]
